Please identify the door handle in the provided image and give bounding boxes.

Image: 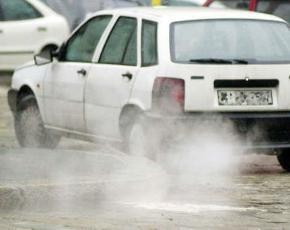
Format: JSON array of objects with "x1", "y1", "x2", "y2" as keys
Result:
[
  {"x1": 37, "y1": 26, "x2": 47, "y2": 32},
  {"x1": 122, "y1": 72, "x2": 133, "y2": 80},
  {"x1": 77, "y1": 68, "x2": 87, "y2": 76}
]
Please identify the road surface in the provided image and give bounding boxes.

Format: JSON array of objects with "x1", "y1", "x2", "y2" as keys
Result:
[{"x1": 0, "y1": 73, "x2": 289, "y2": 229}]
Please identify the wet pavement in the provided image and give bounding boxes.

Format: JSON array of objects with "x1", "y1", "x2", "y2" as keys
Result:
[{"x1": 1, "y1": 73, "x2": 290, "y2": 229}]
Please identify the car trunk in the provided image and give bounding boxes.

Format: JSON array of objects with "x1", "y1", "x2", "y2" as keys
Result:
[{"x1": 165, "y1": 64, "x2": 290, "y2": 112}]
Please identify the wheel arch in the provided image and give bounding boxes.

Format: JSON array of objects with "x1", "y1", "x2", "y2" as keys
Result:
[
  {"x1": 13, "y1": 85, "x2": 61, "y2": 149},
  {"x1": 17, "y1": 85, "x2": 35, "y2": 100},
  {"x1": 16, "y1": 85, "x2": 39, "y2": 111}
]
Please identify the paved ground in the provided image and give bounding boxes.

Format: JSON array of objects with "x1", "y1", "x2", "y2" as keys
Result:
[{"x1": 0, "y1": 73, "x2": 290, "y2": 229}]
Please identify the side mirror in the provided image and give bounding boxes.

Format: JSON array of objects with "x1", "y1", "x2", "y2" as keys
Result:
[
  {"x1": 34, "y1": 46, "x2": 58, "y2": 65},
  {"x1": 34, "y1": 46, "x2": 57, "y2": 66}
]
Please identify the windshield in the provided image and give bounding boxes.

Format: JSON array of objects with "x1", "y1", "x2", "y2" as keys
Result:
[{"x1": 171, "y1": 19, "x2": 290, "y2": 64}]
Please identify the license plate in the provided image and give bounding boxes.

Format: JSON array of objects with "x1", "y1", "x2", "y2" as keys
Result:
[{"x1": 218, "y1": 90, "x2": 273, "y2": 106}]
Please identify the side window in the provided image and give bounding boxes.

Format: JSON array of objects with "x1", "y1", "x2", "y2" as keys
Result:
[
  {"x1": 0, "y1": 3, "x2": 3, "y2": 21},
  {"x1": 99, "y1": 17, "x2": 137, "y2": 66},
  {"x1": 0, "y1": 0, "x2": 42, "y2": 21},
  {"x1": 63, "y1": 15, "x2": 112, "y2": 63},
  {"x1": 142, "y1": 20, "x2": 158, "y2": 66}
]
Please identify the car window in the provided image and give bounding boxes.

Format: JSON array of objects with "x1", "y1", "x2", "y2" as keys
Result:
[
  {"x1": 162, "y1": 0, "x2": 199, "y2": 6},
  {"x1": 0, "y1": 0, "x2": 42, "y2": 21},
  {"x1": 0, "y1": 3, "x2": 3, "y2": 21},
  {"x1": 123, "y1": 28, "x2": 137, "y2": 66},
  {"x1": 142, "y1": 20, "x2": 158, "y2": 66},
  {"x1": 63, "y1": 15, "x2": 112, "y2": 63},
  {"x1": 171, "y1": 20, "x2": 290, "y2": 64},
  {"x1": 211, "y1": 0, "x2": 250, "y2": 10},
  {"x1": 99, "y1": 17, "x2": 137, "y2": 66}
]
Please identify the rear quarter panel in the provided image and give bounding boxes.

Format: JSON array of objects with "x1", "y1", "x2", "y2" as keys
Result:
[{"x1": 129, "y1": 18, "x2": 169, "y2": 111}]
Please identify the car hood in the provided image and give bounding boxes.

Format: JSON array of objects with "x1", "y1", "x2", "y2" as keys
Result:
[{"x1": 15, "y1": 61, "x2": 36, "y2": 72}]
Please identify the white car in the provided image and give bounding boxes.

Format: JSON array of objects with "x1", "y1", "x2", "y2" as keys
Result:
[
  {"x1": 0, "y1": 0, "x2": 69, "y2": 70},
  {"x1": 7, "y1": 7, "x2": 290, "y2": 171}
]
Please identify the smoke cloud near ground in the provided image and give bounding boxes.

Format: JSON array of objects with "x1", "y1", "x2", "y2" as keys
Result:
[
  {"x1": 0, "y1": 82, "x2": 268, "y2": 215},
  {"x1": 152, "y1": 117, "x2": 244, "y2": 204},
  {"x1": 111, "y1": 116, "x2": 263, "y2": 214},
  {"x1": 0, "y1": 113, "x2": 261, "y2": 214},
  {"x1": 159, "y1": 118, "x2": 241, "y2": 174}
]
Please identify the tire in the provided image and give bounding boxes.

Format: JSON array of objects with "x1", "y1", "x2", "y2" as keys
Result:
[
  {"x1": 277, "y1": 149, "x2": 290, "y2": 172},
  {"x1": 126, "y1": 115, "x2": 162, "y2": 160},
  {"x1": 15, "y1": 95, "x2": 60, "y2": 148}
]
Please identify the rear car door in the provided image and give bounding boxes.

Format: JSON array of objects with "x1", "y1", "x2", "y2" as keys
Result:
[
  {"x1": 43, "y1": 15, "x2": 112, "y2": 132},
  {"x1": 0, "y1": 0, "x2": 45, "y2": 70},
  {"x1": 85, "y1": 16, "x2": 139, "y2": 139}
]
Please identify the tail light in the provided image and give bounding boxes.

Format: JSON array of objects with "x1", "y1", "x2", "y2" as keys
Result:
[{"x1": 152, "y1": 77, "x2": 185, "y2": 114}]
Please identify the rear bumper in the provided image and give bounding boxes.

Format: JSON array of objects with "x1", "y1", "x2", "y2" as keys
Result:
[
  {"x1": 145, "y1": 111, "x2": 290, "y2": 120},
  {"x1": 144, "y1": 111, "x2": 290, "y2": 152}
]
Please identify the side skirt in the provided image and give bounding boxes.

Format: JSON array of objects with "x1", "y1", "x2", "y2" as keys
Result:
[{"x1": 44, "y1": 125, "x2": 123, "y2": 144}]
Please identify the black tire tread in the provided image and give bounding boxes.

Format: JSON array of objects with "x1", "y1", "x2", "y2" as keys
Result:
[{"x1": 277, "y1": 149, "x2": 290, "y2": 172}]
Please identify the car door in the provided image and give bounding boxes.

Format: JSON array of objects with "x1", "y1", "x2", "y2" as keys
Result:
[
  {"x1": 0, "y1": 0, "x2": 47, "y2": 69},
  {"x1": 43, "y1": 15, "x2": 112, "y2": 132},
  {"x1": 85, "y1": 16, "x2": 139, "y2": 139}
]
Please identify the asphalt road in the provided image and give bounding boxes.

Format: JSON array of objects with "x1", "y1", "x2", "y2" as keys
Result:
[{"x1": 0, "y1": 73, "x2": 290, "y2": 229}]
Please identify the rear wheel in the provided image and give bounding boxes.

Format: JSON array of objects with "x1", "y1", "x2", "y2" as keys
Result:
[
  {"x1": 15, "y1": 95, "x2": 60, "y2": 148},
  {"x1": 277, "y1": 149, "x2": 290, "y2": 172},
  {"x1": 126, "y1": 115, "x2": 161, "y2": 160}
]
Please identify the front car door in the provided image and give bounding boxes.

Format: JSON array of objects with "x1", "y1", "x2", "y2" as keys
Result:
[
  {"x1": 43, "y1": 15, "x2": 112, "y2": 132},
  {"x1": 85, "y1": 16, "x2": 139, "y2": 139}
]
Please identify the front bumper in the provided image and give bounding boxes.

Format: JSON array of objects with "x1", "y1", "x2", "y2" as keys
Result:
[{"x1": 144, "y1": 111, "x2": 290, "y2": 152}]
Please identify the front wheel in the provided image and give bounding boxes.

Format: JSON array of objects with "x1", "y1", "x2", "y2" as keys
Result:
[
  {"x1": 126, "y1": 116, "x2": 162, "y2": 160},
  {"x1": 277, "y1": 149, "x2": 290, "y2": 172},
  {"x1": 15, "y1": 95, "x2": 60, "y2": 148}
]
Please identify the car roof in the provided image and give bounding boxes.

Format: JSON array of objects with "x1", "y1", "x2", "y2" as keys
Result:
[{"x1": 97, "y1": 6, "x2": 286, "y2": 23}]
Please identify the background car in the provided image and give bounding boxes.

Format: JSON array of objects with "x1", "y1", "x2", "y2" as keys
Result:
[
  {"x1": 204, "y1": 0, "x2": 290, "y2": 23},
  {"x1": 161, "y1": 0, "x2": 225, "y2": 7},
  {"x1": 40, "y1": 0, "x2": 150, "y2": 30},
  {"x1": 0, "y1": 0, "x2": 69, "y2": 71}
]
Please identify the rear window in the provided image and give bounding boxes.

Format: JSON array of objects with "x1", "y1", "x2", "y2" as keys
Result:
[{"x1": 171, "y1": 19, "x2": 290, "y2": 64}]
